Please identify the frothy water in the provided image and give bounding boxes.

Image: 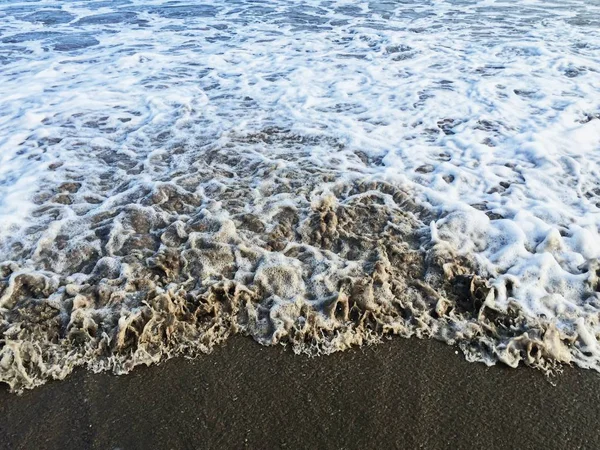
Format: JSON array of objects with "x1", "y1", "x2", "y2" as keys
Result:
[{"x1": 1, "y1": 0, "x2": 600, "y2": 391}]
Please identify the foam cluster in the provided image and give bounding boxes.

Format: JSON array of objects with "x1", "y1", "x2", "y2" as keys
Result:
[{"x1": 1, "y1": 0, "x2": 600, "y2": 391}]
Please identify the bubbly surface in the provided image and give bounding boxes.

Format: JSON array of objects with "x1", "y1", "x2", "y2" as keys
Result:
[{"x1": 1, "y1": 0, "x2": 600, "y2": 391}]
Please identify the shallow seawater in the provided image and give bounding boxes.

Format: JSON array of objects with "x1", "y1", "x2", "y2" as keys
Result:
[{"x1": 1, "y1": 0, "x2": 600, "y2": 392}]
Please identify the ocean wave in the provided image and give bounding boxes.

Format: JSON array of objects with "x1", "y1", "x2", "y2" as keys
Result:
[{"x1": 1, "y1": 0, "x2": 600, "y2": 392}]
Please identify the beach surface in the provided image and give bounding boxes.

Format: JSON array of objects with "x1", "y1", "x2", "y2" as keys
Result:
[
  {"x1": 2, "y1": 3, "x2": 600, "y2": 445},
  {"x1": 1, "y1": 336, "x2": 599, "y2": 450}
]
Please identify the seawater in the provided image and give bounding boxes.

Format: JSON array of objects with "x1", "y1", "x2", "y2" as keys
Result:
[{"x1": 1, "y1": 0, "x2": 600, "y2": 392}]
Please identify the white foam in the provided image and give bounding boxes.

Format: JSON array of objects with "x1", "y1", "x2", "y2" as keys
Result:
[{"x1": 1, "y1": 0, "x2": 600, "y2": 377}]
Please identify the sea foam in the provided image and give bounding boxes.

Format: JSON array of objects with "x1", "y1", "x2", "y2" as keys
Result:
[{"x1": 1, "y1": 0, "x2": 600, "y2": 391}]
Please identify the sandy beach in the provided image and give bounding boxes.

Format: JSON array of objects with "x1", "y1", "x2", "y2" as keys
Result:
[
  {"x1": 2, "y1": 2, "x2": 600, "y2": 448},
  {"x1": 2, "y1": 337, "x2": 599, "y2": 449}
]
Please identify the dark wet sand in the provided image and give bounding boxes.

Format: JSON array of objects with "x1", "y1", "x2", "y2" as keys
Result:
[{"x1": 1, "y1": 337, "x2": 599, "y2": 450}]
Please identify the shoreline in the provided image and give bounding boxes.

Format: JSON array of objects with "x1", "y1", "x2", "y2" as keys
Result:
[{"x1": 1, "y1": 336, "x2": 599, "y2": 449}]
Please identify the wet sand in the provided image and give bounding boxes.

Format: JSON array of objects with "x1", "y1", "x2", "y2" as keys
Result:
[{"x1": 1, "y1": 337, "x2": 599, "y2": 450}]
